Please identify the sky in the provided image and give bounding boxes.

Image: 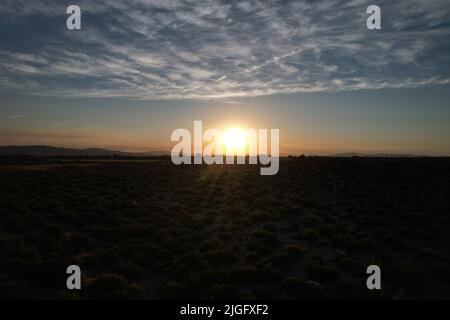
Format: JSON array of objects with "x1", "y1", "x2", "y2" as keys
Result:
[{"x1": 0, "y1": 0, "x2": 449, "y2": 155}]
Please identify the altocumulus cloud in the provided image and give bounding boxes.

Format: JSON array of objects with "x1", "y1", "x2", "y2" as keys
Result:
[{"x1": 0, "y1": 0, "x2": 449, "y2": 100}]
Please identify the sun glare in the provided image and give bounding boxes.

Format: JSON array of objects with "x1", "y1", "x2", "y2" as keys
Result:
[{"x1": 223, "y1": 128, "x2": 246, "y2": 155}]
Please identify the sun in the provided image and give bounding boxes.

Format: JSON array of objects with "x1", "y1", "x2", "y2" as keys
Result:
[{"x1": 223, "y1": 128, "x2": 246, "y2": 155}]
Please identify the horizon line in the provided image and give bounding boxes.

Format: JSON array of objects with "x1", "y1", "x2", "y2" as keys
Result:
[{"x1": 0, "y1": 144, "x2": 449, "y2": 158}]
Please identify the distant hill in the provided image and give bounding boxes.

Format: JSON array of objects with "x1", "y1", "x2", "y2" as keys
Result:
[
  {"x1": 328, "y1": 152, "x2": 424, "y2": 158},
  {"x1": 0, "y1": 146, "x2": 435, "y2": 158},
  {"x1": 0, "y1": 145, "x2": 168, "y2": 156}
]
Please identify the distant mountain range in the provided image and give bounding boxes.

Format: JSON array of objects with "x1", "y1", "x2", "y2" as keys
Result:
[
  {"x1": 328, "y1": 152, "x2": 425, "y2": 158},
  {"x1": 0, "y1": 145, "x2": 435, "y2": 158},
  {"x1": 0, "y1": 145, "x2": 168, "y2": 156}
]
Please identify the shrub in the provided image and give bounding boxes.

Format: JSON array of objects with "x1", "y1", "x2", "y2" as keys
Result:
[
  {"x1": 206, "y1": 250, "x2": 237, "y2": 265},
  {"x1": 209, "y1": 283, "x2": 237, "y2": 299},
  {"x1": 251, "y1": 230, "x2": 279, "y2": 245},
  {"x1": 231, "y1": 264, "x2": 281, "y2": 284},
  {"x1": 246, "y1": 252, "x2": 262, "y2": 264},
  {"x1": 305, "y1": 264, "x2": 339, "y2": 282},
  {"x1": 279, "y1": 278, "x2": 327, "y2": 299},
  {"x1": 97, "y1": 248, "x2": 122, "y2": 265},
  {"x1": 199, "y1": 238, "x2": 222, "y2": 252},
  {"x1": 158, "y1": 280, "x2": 188, "y2": 299},
  {"x1": 302, "y1": 215, "x2": 320, "y2": 227},
  {"x1": 231, "y1": 265, "x2": 261, "y2": 284},
  {"x1": 114, "y1": 263, "x2": 143, "y2": 281},
  {"x1": 262, "y1": 223, "x2": 278, "y2": 233},
  {"x1": 217, "y1": 233, "x2": 232, "y2": 242},
  {"x1": 199, "y1": 269, "x2": 229, "y2": 286},
  {"x1": 246, "y1": 241, "x2": 274, "y2": 255},
  {"x1": 270, "y1": 252, "x2": 295, "y2": 266},
  {"x1": 302, "y1": 229, "x2": 319, "y2": 241},
  {"x1": 282, "y1": 245, "x2": 305, "y2": 257},
  {"x1": 72, "y1": 252, "x2": 98, "y2": 267},
  {"x1": 86, "y1": 273, "x2": 144, "y2": 299}
]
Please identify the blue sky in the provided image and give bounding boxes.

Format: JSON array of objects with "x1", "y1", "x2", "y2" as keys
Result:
[{"x1": 0, "y1": 0, "x2": 449, "y2": 154}]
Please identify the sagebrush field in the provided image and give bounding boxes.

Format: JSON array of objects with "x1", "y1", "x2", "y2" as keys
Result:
[{"x1": 0, "y1": 157, "x2": 449, "y2": 299}]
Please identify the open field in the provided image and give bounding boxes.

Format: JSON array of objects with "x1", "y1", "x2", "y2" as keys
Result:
[{"x1": 0, "y1": 157, "x2": 449, "y2": 299}]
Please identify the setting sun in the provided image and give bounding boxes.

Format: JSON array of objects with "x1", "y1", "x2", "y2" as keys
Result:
[{"x1": 223, "y1": 128, "x2": 246, "y2": 155}]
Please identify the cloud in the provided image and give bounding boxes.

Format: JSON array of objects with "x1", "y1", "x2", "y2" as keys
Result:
[
  {"x1": 7, "y1": 114, "x2": 24, "y2": 119},
  {"x1": 0, "y1": 0, "x2": 449, "y2": 100}
]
